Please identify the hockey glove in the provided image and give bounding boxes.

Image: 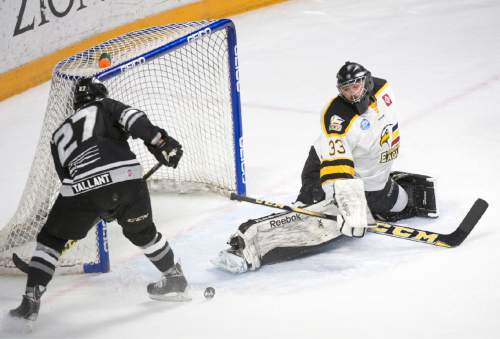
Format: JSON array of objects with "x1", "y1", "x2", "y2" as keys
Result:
[
  {"x1": 334, "y1": 179, "x2": 370, "y2": 238},
  {"x1": 147, "y1": 129, "x2": 183, "y2": 168}
]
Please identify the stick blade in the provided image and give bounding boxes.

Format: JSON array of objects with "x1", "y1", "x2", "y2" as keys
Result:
[
  {"x1": 12, "y1": 253, "x2": 29, "y2": 274},
  {"x1": 442, "y1": 198, "x2": 489, "y2": 247}
]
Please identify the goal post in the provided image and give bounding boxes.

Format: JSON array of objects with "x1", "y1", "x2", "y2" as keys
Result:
[
  {"x1": 0, "y1": 19, "x2": 246, "y2": 274},
  {"x1": 83, "y1": 221, "x2": 110, "y2": 274}
]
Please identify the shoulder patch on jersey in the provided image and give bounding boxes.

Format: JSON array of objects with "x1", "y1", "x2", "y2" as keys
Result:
[
  {"x1": 329, "y1": 115, "x2": 345, "y2": 132},
  {"x1": 322, "y1": 97, "x2": 358, "y2": 136},
  {"x1": 382, "y1": 93, "x2": 392, "y2": 106},
  {"x1": 360, "y1": 118, "x2": 371, "y2": 130}
]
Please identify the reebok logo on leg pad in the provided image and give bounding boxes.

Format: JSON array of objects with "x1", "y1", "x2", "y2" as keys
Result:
[{"x1": 269, "y1": 214, "x2": 302, "y2": 228}]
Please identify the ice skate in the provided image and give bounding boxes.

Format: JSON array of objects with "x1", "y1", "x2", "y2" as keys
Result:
[
  {"x1": 9, "y1": 286, "x2": 45, "y2": 321},
  {"x1": 147, "y1": 263, "x2": 191, "y2": 301}
]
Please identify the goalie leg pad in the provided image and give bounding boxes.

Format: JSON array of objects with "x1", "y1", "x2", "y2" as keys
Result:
[{"x1": 212, "y1": 200, "x2": 342, "y2": 272}]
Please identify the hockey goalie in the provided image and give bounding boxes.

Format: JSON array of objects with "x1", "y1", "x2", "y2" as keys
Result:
[{"x1": 213, "y1": 61, "x2": 438, "y2": 273}]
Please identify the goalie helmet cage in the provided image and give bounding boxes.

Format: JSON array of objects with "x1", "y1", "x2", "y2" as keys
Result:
[{"x1": 0, "y1": 19, "x2": 245, "y2": 274}]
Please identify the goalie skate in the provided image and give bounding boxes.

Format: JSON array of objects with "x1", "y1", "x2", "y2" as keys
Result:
[
  {"x1": 211, "y1": 249, "x2": 249, "y2": 274},
  {"x1": 147, "y1": 263, "x2": 191, "y2": 301}
]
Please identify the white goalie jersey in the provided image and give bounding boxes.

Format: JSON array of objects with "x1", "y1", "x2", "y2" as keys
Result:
[{"x1": 316, "y1": 77, "x2": 400, "y2": 194}]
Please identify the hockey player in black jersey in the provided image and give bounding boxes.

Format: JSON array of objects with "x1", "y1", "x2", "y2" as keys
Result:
[
  {"x1": 10, "y1": 77, "x2": 189, "y2": 322},
  {"x1": 213, "y1": 62, "x2": 438, "y2": 273}
]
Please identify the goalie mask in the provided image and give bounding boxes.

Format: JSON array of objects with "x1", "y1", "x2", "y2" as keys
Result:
[
  {"x1": 73, "y1": 77, "x2": 108, "y2": 110},
  {"x1": 337, "y1": 61, "x2": 374, "y2": 114}
]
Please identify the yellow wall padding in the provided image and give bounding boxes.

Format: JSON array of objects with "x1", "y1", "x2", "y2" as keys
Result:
[{"x1": 0, "y1": 0, "x2": 287, "y2": 101}]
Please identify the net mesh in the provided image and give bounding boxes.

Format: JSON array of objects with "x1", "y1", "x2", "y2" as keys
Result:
[{"x1": 0, "y1": 20, "x2": 238, "y2": 274}]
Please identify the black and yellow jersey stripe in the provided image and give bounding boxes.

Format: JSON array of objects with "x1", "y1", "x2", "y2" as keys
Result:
[{"x1": 319, "y1": 157, "x2": 355, "y2": 184}]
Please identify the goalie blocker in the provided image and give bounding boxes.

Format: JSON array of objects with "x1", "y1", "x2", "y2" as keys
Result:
[{"x1": 213, "y1": 171, "x2": 438, "y2": 273}]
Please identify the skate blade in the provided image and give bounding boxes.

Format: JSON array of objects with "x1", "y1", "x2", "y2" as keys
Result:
[
  {"x1": 148, "y1": 290, "x2": 192, "y2": 302},
  {"x1": 210, "y1": 250, "x2": 248, "y2": 273}
]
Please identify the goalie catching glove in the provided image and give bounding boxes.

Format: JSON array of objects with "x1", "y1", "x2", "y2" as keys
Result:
[
  {"x1": 334, "y1": 179, "x2": 372, "y2": 237},
  {"x1": 147, "y1": 129, "x2": 183, "y2": 168}
]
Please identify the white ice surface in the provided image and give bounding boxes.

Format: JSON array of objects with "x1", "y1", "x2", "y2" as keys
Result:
[{"x1": 1, "y1": 0, "x2": 500, "y2": 338}]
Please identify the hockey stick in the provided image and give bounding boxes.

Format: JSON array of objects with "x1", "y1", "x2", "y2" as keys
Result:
[
  {"x1": 230, "y1": 193, "x2": 489, "y2": 248},
  {"x1": 12, "y1": 162, "x2": 163, "y2": 274},
  {"x1": 143, "y1": 162, "x2": 162, "y2": 180},
  {"x1": 231, "y1": 194, "x2": 339, "y2": 221}
]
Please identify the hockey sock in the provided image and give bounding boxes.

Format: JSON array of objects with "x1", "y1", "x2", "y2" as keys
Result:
[
  {"x1": 141, "y1": 232, "x2": 175, "y2": 274},
  {"x1": 26, "y1": 229, "x2": 66, "y2": 289},
  {"x1": 26, "y1": 242, "x2": 62, "y2": 289}
]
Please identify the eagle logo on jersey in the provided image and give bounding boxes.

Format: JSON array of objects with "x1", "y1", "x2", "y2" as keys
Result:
[
  {"x1": 379, "y1": 123, "x2": 400, "y2": 163},
  {"x1": 329, "y1": 115, "x2": 345, "y2": 132},
  {"x1": 380, "y1": 125, "x2": 391, "y2": 147}
]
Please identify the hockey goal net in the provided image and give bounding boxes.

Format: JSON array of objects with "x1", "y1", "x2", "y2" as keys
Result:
[{"x1": 0, "y1": 19, "x2": 245, "y2": 274}]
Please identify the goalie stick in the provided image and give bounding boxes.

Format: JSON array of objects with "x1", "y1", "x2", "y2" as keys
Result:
[
  {"x1": 230, "y1": 193, "x2": 488, "y2": 248},
  {"x1": 12, "y1": 162, "x2": 163, "y2": 274}
]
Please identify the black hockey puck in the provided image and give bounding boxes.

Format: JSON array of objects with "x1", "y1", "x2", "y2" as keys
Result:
[{"x1": 204, "y1": 287, "x2": 215, "y2": 300}]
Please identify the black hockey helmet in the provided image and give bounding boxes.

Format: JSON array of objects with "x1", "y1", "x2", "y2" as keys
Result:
[
  {"x1": 73, "y1": 77, "x2": 108, "y2": 110},
  {"x1": 336, "y1": 61, "x2": 374, "y2": 114}
]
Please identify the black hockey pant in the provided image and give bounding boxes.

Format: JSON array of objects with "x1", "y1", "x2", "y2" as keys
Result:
[{"x1": 28, "y1": 179, "x2": 173, "y2": 288}]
